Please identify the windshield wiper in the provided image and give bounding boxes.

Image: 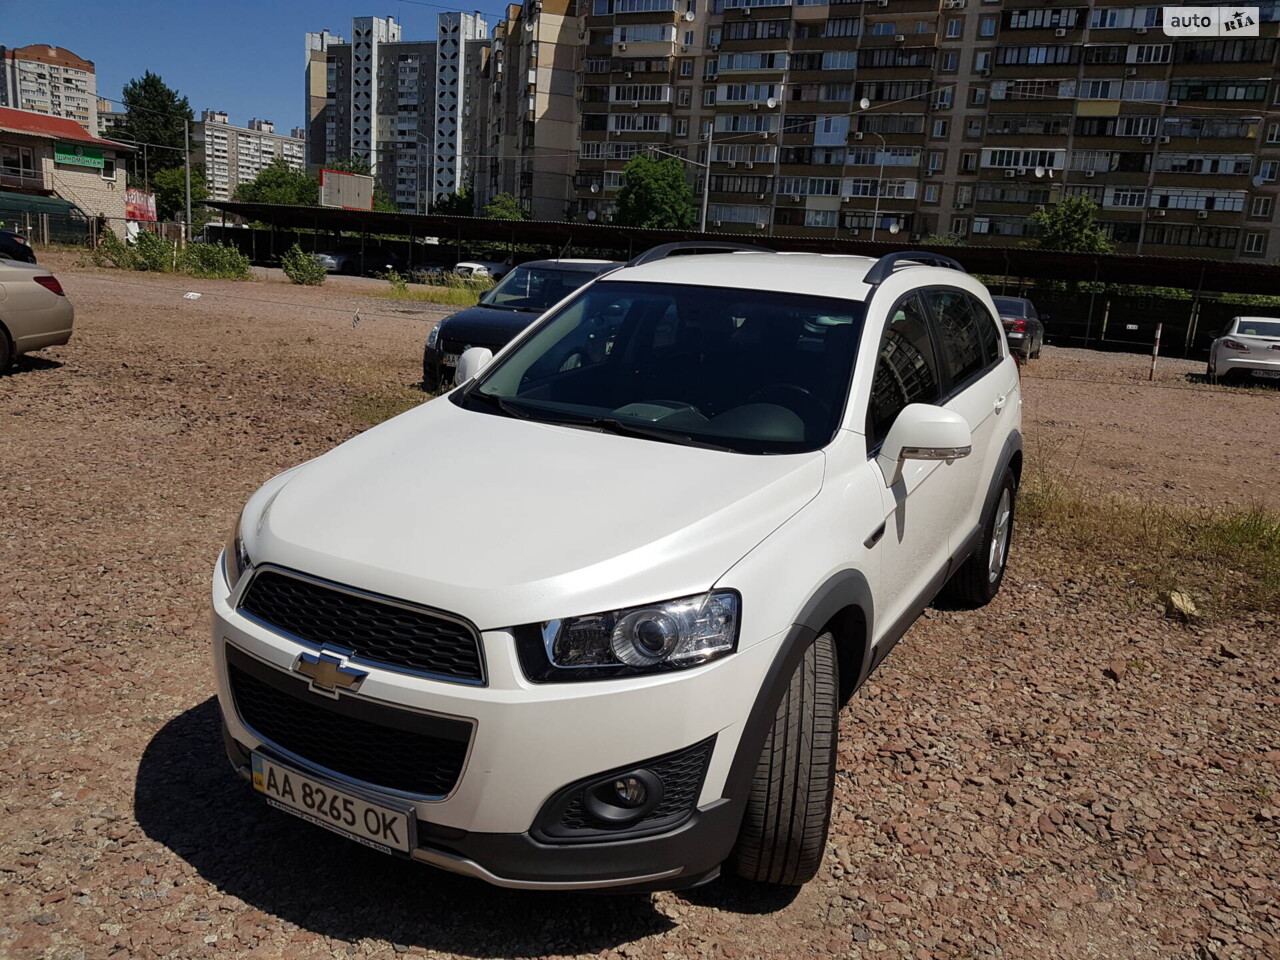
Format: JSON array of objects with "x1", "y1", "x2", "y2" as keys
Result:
[
  {"x1": 467, "y1": 390, "x2": 533, "y2": 419},
  {"x1": 537, "y1": 412, "x2": 737, "y2": 452}
]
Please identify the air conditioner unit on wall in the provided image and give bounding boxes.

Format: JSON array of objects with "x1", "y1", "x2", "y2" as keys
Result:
[
  {"x1": 744, "y1": 161, "x2": 754, "y2": 168},
  {"x1": 1125, "y1": 67, "x2": 1138, "y2": 76},
  {"x1": 1159, "y1": 136, "x2": 1170, "y2": 144},
  {"x1": 1054, "y1": 28, "x2": 1067, "y2": 37},
  {"x1": 1152, "y1": 209, "x2": 1165, "y2": 217},
  {"x1": 1141, "y1": 137, "x2": 1152, "y2": 144},
  {"x1": 1135, "y1": 26, "x2": 1147, "y2": 34},
  {"x1": 894, "y1": 34, "x2": 906, "y2": 42},
  {"x1": 1085, "y1": 169, "x2": 1096, "y2": 177},
  {"x1": 1197, "y1": 209, "x2": 1209, "y2": 218},
  {"x1": 756, "y1": 221, "x2": 767, "y2": 229},
  {"x1": 1005, "y1": 169, "x2": 1017, "y2": 178}
]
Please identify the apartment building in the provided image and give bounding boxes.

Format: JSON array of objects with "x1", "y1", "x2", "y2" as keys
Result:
[
  {"x1": 570, "y1": 0, "x2": 1280, "y2": 261},
  {"x1": 195, "y1": 111, "x2": 306, "y2": 202},
  {"x1": 480, "y1": 0, "x2": 582, "y2": 218},
  {"x1": 305, "y1": 14, "x2": 490, "y2": 212},
  {"x1": 0, "y1": 45, "x2": 98, "y2": 134}
]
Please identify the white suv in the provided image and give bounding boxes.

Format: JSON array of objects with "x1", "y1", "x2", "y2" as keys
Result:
[{"x1": 212, "y1": 244, "x2": 1022, "y2": 892}]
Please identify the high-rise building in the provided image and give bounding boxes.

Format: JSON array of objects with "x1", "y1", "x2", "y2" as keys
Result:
[
  {"x1": 96, "y1": 98, "x2": 126, "y2": 138},
  {"x1": 305, "y1": 14, "x2": 490, "y2": 212},
  {"x1": 480, "y1": 0, "x2": 581, "y2": 219},
  {"x1": 195, "y1": 110, "x2": 306, "y2": 201},
  {"x1": 304, "y1": 29, "x2": 345, "y2": 167},
  {"x1": 566, "y1": 1, "x2": 1280, "y2": 261},
  {"x1": 0, "y1": 45, "x2": 98, "y2": 133}
]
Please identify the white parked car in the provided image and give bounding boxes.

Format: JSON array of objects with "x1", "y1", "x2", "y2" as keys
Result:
[
  {"x1": 453, "y1": 259, "x2": 510, "y2": 281},
  {"x1": 1207, "y1": 316, "x2": 1280, "y2": 383},
  {"x1": 212, "y1": 243, "x2": 1023, "y2": 892},
  {"x1": 0, "y1": 259, "x2": 73, "y2": 371}
]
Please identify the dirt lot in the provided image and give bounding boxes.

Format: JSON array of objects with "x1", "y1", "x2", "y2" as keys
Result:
[{"x1": 1, "y1": 254, "x2": 1277, "y2": 960}]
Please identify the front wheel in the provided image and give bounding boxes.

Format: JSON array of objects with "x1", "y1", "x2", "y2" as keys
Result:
[
  {"x1": 941, "y1": 468, "x2": 1016, "y2": 608},
  {"x1": 731, "y1": 632, "x2": 838, "y2": 887}
]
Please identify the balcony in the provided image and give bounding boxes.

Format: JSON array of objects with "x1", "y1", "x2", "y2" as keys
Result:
[{"x1": 0, "y1": 167, "x2": 45, "y2": 193}]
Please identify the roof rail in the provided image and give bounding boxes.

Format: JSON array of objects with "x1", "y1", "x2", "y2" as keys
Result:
[
  {"x1": 626, "y1": 241, "x2": 771, "y2": 268},
  {"x1": 862, "y1": 250, "x2": 967, "y2": 287}
]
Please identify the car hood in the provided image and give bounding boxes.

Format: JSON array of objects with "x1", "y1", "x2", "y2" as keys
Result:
[
  {"x1": 438, "y1": 303, "x2": 540, "y2": 345},
  {"x1": 248, "y1": 398, "x2": 826, "y2": 629}
]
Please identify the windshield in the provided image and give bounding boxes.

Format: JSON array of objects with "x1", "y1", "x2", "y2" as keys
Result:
[
  {"x1": 456, "y1": 280, "x2": 866, "y2": 454},
  {"x1": 479, "y1": 265, "x2": 604, "y2": 312},
  {"x1": 992, "y1": 297, "x2": 1028, "y2": 317},
  {"x1": 1235, "y1": 318, "x2": 1280, "y2": 338}
]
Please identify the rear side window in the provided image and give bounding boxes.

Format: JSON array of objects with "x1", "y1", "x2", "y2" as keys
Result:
[
  {"x1": 926, "y1": 288, "x2": 1002, "y2": 386},
  {"x1": 867, "y1": 293, "x2": 941, "y2": 449}
]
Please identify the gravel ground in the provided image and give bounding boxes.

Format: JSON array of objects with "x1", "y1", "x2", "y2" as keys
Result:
[{"x1": 1, "y1": 255, "x2": 1277, "y2": 960}]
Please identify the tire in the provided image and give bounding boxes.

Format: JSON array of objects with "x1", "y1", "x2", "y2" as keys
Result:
[
  {"x1": 941, "y1": 468, "x2": 1016, "y2": 608},
  {"x1": 732, "y1": 631, "x2": 838, "y2": 887},
  {"x1": 0, "y1": 327, "x2": 12, "y2": 375}
]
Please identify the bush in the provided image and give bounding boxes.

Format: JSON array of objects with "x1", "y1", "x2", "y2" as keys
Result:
[
  {"x1": 180, "y1": 242, "x2": 252, "y2": 280},
  {"x1": 92, "y1": 230, "x2": 138, "y2": 270},
  {"x1": 134, "y1": 229, "x2": 175, "y2": 272},
  {"x1": 281, "y1": 244, "x2": 327, "y2": 285},
  {"x1": 380, "y1": 269, "x2": 408, "y2": 293}
]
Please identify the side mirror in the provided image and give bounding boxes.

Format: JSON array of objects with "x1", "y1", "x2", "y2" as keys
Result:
[
  {"x1": 454, "y1": 347, "x2": 494, "y2": 386},
  {"x1": 877, "y1": 404, "x2": 972, "y2": 486}
]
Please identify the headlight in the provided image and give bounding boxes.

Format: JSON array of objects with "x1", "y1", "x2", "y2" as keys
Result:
[
  {"x1": 222, "y1": 510, "x2": 252, "y2": 587},
  {"x1": 427, "y1": 323, "x2": 442, "y2": 348},
  {"x1": 515, "y1": 591, "x2": 740, "y2": 682}
]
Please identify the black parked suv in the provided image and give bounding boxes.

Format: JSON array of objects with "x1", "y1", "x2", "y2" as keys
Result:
[{"x1": 423, "y1": 259, "x2": 621, "y2": 390}]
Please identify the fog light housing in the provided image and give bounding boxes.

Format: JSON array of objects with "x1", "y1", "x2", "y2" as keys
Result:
[{"x1": 583, "y1": 769, "x2": 663, "y2": 825}]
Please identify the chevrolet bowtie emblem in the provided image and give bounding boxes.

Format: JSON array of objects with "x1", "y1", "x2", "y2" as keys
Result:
[{"x1": 294, "y1": 651, "x2": 368, "y2": 696}]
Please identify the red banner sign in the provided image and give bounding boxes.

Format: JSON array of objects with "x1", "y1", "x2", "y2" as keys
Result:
[{"x1": 126, "y1": 188, "x2": 157, "y2": 222}]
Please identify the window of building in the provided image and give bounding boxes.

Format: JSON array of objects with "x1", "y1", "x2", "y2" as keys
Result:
[
  {"x1": 1251, "y1": 196, "x2": 1273, "y2": 219},
  {"x1": 1268, "y1": 122, "x2": 1280, "y2": 144},
  {"x1": 924, "y1": 183, "x2": 940, "y2": 203},
  {"x1": 804, "y1": 209, "x2": 838, "y2": 228},
  {"x1": 915, "y1": 20, "x2": 931, "y2": 33},
  {"x1": 974, "y1": 51, "x2": 992, "y2": 73},
  {"x1": 824, "y1": 18, "x2": 860, "y2": 38},
  {"x1": 961, "y1": 151, "x2": 977, "y2": 171},
  {"x1": 952, "y1": 217, "x2": 969, "y2": 235},
  {"x1": 1260, "y1": 160, "x2": 1279, "y2": 182},
  {"x1": 970, "y1": 87, "x2": 988, "y2": 106},
  {"x1": 676, "y1": 118, "x2": 689, "y2": 137},
  {"x1": 678, "y1": 87, "x2": 692, "y2": 106},
  {"x1": 1244, "y1": 232, "x2": 1267, "y2": 256},
  {"x1": 931, "y1": 87, "x2": 954, "y2": 110},
  {"x1": 929, "y1": 150, "x2": 945, "y2": 171},
  {"x1": 680, "y1": 59, "x2": 694, "y2": 77},
  {"x1": 933, "y1": 119, "x2": 949, "y2": 138},
  {"x1": 703, "y1": 87, "x2": 716, "y2": 105},
  {"x1": 941, "y1": 51, "x2": 959, "y2": 72},
  {"x1": 945, "y1": 18, "x2": 963, "y2": 38},
  {"x1": 870, "y1": 21, "x2": 897, "y2": 36},
  {"x1": 979, "y1": 16, "x2": 997, "y2": 36}
]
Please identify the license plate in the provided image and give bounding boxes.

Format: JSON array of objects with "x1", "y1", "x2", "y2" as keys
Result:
[
  {"x1": 441, "y1": 353, "x2": 460, "y2": 367},
  {"x1": 252, "y1": 754, "x2": 413, "y2": 854},
  {"x1": 1251, "y1": 370, "x2": 1280, "y2": 379}
]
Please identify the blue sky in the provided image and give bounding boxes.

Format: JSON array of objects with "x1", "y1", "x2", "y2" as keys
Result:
[{"x1": 13, "y1": 0, "x2": 513, "y2": 132}]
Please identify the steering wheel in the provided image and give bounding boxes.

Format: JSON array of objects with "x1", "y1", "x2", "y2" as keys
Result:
[{"x1": 746, "y1": 383, "x2": 829, "y2": 425}]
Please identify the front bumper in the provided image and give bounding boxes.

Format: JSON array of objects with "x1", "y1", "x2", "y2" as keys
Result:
[{"x1": 212, "y1": 559, "x2": 780, "y2": 889}]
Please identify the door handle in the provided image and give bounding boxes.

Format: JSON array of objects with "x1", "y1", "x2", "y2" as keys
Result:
[{"x1": 993, "y1": 393, "x2": 1008, "y2": 412}]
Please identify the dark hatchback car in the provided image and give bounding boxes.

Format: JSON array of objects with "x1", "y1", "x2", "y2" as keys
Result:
[
  {"x1": 991, "y1": 295, "x2": 1046, "y2": 360},
  {"x1": 423, "y1": 259, "x2": 622, "y2": 390},
  {"x1": 0, "y1": 229, "x2": 36, "y2": 264}
]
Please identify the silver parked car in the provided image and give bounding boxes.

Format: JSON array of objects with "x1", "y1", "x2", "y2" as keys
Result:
[{"x1": 0, "y1": 259, "x2": 73, "y2": 371}]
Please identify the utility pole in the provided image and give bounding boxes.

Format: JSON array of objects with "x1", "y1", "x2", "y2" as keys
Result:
[
  {"x1": 699, "y1": 125, "x2": 712, "y2": 233},
  {"x1": 184, "y1": 118, "x2": 192, "y2": 241}
]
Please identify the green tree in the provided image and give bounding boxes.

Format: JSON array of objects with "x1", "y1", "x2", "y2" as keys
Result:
[
  {"x1": 433, "y1": 185, "x2": 475, "y2": 216},
  {"x1": 325, "y1": 157, "x2": 397, "y2": 212},
  {"x1": 233, "y1": 158, "x2": 319, "y2": 206},
  {"x1": 1028, "y1": 195, "x2": 1114, "y2": 254},
  {"x1": 616, "y1": 154, "x2": 697, "y2": 229},
  {"x1": 923, "y1": 231, "x2": 966, "y2": 247},
  {"x1": 152, "y1": 164, "x2": 208, "y2": 222},
  {"x1": 118, "y1": 72, "x2": 193, "y2": 178},
  {"x1": 483, "y1": 192, "x2": 529, "y2": 220}
]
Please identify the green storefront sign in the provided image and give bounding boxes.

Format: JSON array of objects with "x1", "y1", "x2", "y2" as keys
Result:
[{"x1": 54, "y1": 142, "x2": 104, "y2": 169}]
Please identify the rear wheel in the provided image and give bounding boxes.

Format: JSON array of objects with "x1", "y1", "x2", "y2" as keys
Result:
[
  {"x1": 941, "y1": 468, "x2": 1016, "y2": 608},
  {"x1": 0, "y1": 327, "x2": 12, "y2": 374},
  {"x1": 732, "y1": 632, "x2": 838, "y2": 887}
]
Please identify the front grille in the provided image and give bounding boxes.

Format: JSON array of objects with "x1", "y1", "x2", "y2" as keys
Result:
[
  {"x1": 538, "y1": 737, "x2": 716, "y2": 841},
  {"x1": 240, "y1": 569, "x2": 484, "y2": 683},
  {"x1": 228, "y1": 660, "x2": 471, "y2": 798}
]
